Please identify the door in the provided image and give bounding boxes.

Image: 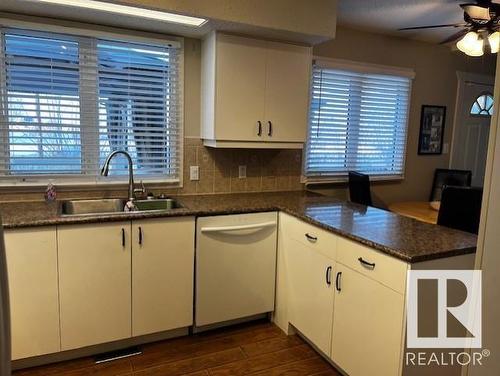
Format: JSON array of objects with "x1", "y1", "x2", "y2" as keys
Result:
[
  {"x1": 265, "y1": 42, "x2": 311, "y2": 143},
  {"x1": 4, "y1": 227, "x2": 60, "y2": 359},
  {"x1": 451, "y1": 73, "x2": 495, "y2": 187},
  {"x1": 58, "y1": 222, "x2": 131, "y2": 350},
  {"x1": 215, "y1": 34, "x2": 267, "y2": 141},
  {"x1": 0, "y1": 225, "x2": 9, "y2": 375},
  {"x1": 331, "y1": 264, "x2": 404, "y2": 376},
  {"x1": 287, "y1": 238, "x2": 334, "y2": 355},
  {"x1": 132, "y1": 218, "x2": 195, "y2": 337},
  {"x1": 196, "y1": 212, "x2": 277, "y2": 327}
]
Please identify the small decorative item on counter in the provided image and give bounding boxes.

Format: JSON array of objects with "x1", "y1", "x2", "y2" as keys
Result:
[
  {"x1": 45, "y1": 182, "x2": 57, "y2": 202},
  {"x1": 124, "y1": 200, "x2": 137, "y2": 212}
]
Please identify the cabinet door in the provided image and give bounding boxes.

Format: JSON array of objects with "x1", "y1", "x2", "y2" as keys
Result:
[
  {"x1": 215, "y1": 34, "x2": 267, "y2": 141},
  {"x1": 331, "y1": 264, "x2": 405, "y2": 376},
  {"x1": 4, "y1": 227, "x2": 60, "y2": 360},
  {"x1": 286, "y1": 238, "x2": 334, "y2": 354},
  {"x1": 264, "y1": 42, "x2": 311, "y2": 142},
  {"x1": 58, "y1": 222, "x2": 131, "y2": 350},
  {"x1": 132, "y1": 218, "x2": 195, "y2": 336}
]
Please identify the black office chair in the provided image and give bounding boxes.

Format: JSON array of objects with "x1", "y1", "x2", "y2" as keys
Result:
[
  {"x1": 429, "y1": 168, "x2": 472, "y2": 202},
  {"x1": 348, "y1": 171, "x2": 373, "y2": 206},
  {"x1": 437, "y1": 186, "x2": 483, "y2": 234}
]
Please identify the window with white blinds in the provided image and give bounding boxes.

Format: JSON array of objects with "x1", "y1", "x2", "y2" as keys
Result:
[
  {"x1": 305, "y1": 61, "x2": 413, "y2": 180},
  {"x1": 0, "y1": 28, "x2": 182, "y2": 182}
]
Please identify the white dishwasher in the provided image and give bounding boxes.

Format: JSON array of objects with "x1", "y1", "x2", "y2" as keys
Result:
[{"x1": 195, "y1": 212, "x2": 278, "y2": 327}]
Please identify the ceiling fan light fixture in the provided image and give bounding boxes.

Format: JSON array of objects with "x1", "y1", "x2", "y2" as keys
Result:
[
  {"x1": 456, "y1": 31, "x2": 484, "y2": 56},
  {"x1": 488, "y1": 31, "x2": 500, "y2": 53}
]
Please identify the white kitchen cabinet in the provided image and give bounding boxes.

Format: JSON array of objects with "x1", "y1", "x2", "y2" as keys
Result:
[
  {"x1": 4, "y1": 227, "x2": 60, "y2": 360},
  {"x1": 58, "y1": 222, "x2": 132, "y2": 351},
  {"x1": 331, "y1": 263, "x2": 405, "y2": 376},
  {"x1": 201, "y1": 32, "x2": 311, "y2": 148},
  {"x1": 286, "y1": 237, "x2": 335, "y2": 355},
  {"x1": 264, "y1": 41, "x2": 312, "y2": 142},
  {"x1": 132, "y1": 217, "x2": 195, "y2": 337}
]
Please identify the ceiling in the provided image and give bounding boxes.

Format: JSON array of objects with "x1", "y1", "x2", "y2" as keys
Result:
[
  {"x1": 337, "y1": 0, "x2": 485, "y2": 44},
  {"x1": 0, "y1": 0, "x2": 333, "y2": 44}
]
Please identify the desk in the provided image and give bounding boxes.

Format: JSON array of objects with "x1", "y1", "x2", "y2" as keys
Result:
[{"x1": 388, "y1": 201, "x2": 438, "y2": 224}]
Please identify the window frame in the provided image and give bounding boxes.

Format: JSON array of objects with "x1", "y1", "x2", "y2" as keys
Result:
[
  {"x1": 0, "y1": 18, "x2": 184, "y2": 187},
  {"x1": 302, "y1": 57, "x2": 415, "y2": 184},
  {"x1": 470, "y1": 92, "x2": 494, "y2": 117}
]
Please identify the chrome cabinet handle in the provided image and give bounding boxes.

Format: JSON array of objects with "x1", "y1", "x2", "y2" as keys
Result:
[
  {"x1": 201, "y1": 221, "x2": 276, "y2": 233},
  {"x1": 305, "y1": 233, "x2": 317, "y2": 242},
  {"x1": 268, "y1": 121, "x2": 273, "y2": 136},
  {"x1": 138, "y1": 227, "x2": 143, "y2": 245},
  {"x1": 326, "y1": 266, "x2": 332, "y2": 286},
  {"x1": 121, "y1": 228, "x2": 125, "y2": 248},
  {"x1": 336, "y1": 272, "x2": 342, "y2": 292},
  {"x1": 257, "y1": 121, "x2": 262, "y2": 136},
  {"x1": 358, "y1": 257, "x2": 376, "y2": 269}
]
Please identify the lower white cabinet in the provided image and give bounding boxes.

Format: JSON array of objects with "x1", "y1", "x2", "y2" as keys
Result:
[
  {"x1": 277, "y1": 213, "x2": 408, "y2": 376},
  {"x1": 4, "y1": 227, "x2": 60, "y2": 360},
  {"x1": 331, "y1": 263, "x2": 405, "y2": 376},
  {"x1": 132, "y1": 218, "x2": 195, "y2": 336},
  {"x1": 5, "y1": 216, "x2": 195, "y2": 358},
  {"x1": 287, "y1": 238, "x2": 335, "y2": 354},
  {"x1": 58, "y1": 222, "x2": 132, "y2": 350},
  {"x1": 57, "y1": 218, "x2": 195, "y2": 350}
]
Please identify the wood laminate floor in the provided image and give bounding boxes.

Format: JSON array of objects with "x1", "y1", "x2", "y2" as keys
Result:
[{"x1": 13, "y1": 320, "x2": 342, "y2": 376}]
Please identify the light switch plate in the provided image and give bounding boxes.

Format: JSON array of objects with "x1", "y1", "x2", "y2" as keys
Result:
[
  {"x1": 238, "y1": 165, "x2": 247, "y2": 179},
  {"x1": 190, "y1": 165, "x2": 199, "y2": 181},
  {"x1": 443, "y1": 143, "x2": 449, "y2": 154}
]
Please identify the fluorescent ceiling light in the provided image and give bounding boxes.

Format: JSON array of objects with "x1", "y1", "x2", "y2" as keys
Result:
[{"x1": 27, "y1": 0, "x2": 207, "y2": 27}]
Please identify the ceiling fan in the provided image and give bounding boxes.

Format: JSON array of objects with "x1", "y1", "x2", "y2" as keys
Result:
[{"x1": 398, "y1": 0, "x2": 500, "y2": 56}]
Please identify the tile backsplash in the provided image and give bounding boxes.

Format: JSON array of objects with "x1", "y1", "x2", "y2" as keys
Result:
[
  {"x1": 0, "y1": 138, "x2": 304, "y2": 202},
  {"x1": 181, "y1": 138, "x2": 304, "y2": 195}
]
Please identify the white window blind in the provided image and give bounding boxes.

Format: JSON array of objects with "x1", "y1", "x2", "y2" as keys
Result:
[
  {"x1": 0, "y1": 28, "x2": 182, "y2": 182},
  {"x1": 305, "y1": 62, "x2": 413, "y2": 180}
]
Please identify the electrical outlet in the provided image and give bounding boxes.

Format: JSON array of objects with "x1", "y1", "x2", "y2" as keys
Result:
[
  {"x1": 190, "y1": 165, "x2": 199, "y2": 181},
  {"x1": 238, "y1": 165, "x2": 247, "y2": 179}
]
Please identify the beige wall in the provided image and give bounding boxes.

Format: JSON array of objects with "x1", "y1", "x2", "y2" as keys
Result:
[
  {"x1": 0, "y1": 17, "x2": 497, "y2": 203},
  {"x1": 312, "y1": 27, "x2": 497, "y2": 205}
]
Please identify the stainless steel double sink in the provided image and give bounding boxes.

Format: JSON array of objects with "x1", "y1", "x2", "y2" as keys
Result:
[{"x1": 60, "y1": 198, "x2": 183, "y2": 216}]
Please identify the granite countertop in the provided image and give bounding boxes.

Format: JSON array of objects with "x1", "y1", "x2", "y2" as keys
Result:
[{"x1": 0, "y1": 191, "x2": 477, "y2": 263}]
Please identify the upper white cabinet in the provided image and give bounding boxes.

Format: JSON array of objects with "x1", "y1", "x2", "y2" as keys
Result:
[
  {"x1": 201, "y1": 32, "x2": 312, "y2": 148},
  {"x1": 4, "y1": 227, "x2": 60, "y2": 360},
  {"x1": 132, "y1": 218, "x2": 195, "y2": 337}
]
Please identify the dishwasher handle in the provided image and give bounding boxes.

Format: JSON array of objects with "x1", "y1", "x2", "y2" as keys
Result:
[{"x1": 200, "y1": 221, "x2": 276, "y2": 233}]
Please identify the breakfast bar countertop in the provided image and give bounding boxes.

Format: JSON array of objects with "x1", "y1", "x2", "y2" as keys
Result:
[{"x1": 0, "y1": 191, "x2": 477, "y2": 263}]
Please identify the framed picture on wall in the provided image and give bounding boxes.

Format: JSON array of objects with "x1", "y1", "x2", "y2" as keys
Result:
[{"x1": 418, "y1": 105, "x2": 446, "y2": 155}]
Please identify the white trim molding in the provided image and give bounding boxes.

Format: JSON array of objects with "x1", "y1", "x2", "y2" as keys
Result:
[{"x1": 313, "y1": 57, "x2": 416, "y2": 79}]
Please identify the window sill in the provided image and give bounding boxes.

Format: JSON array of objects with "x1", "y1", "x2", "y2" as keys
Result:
[
  {"x1": 303, "y1": 175, "x2": 405, "y2": 185},
  {"x1": 0, "y1": 177, "x2": 181, "y2": 189}
]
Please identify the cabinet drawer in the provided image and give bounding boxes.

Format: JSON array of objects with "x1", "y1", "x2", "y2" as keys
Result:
[
  {"x1": 336, "y1": 237, "x2": 408, "y2": 294},
  {"x1": 280, "y1": 213, "x2": 337, "y2": 260}
]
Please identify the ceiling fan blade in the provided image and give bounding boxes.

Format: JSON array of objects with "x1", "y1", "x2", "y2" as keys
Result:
[
  {"x1": 439, "y1": 29, "x2": 471, "y2": 45},
  {"x1": 398, "y1": 23, "x2": 467, "y2": 31},
  {"x1": 460, "y1": 4, "x2": 491, "y2": 20}
]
